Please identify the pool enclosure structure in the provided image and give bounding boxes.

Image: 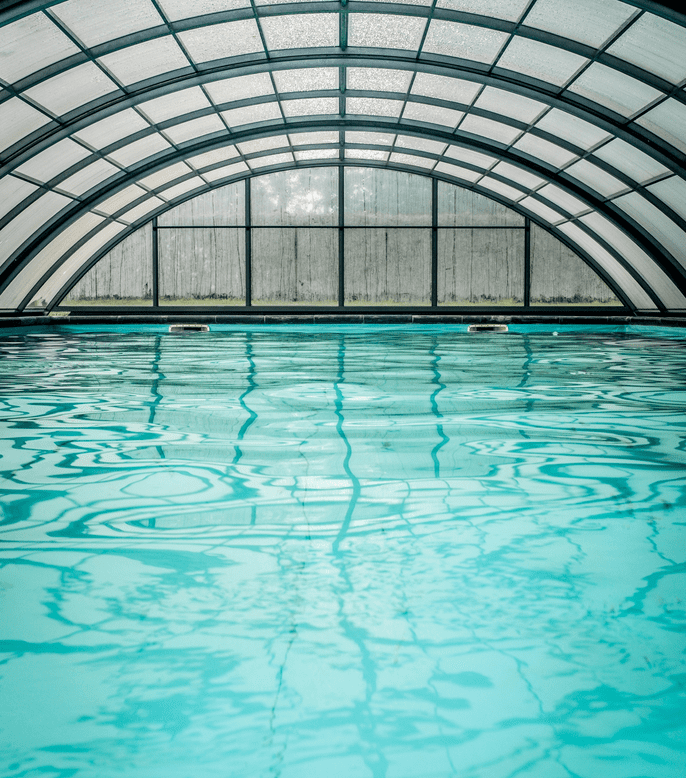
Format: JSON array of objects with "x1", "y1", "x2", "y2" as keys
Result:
[{"x1": 1, "y1": 0, "x2": 685, "y2": 318}]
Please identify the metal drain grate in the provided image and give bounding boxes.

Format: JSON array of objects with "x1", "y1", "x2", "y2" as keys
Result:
[
  {"x1": 467, "y1": 323, "x2": 509, "y2": 333},
  {"x1": 169, "y1": 324, "x2": 210, "y2": 333}
]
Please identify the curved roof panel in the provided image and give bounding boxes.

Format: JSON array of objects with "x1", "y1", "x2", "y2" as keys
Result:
[{"x1": 0, "y1": 0, "x2": 685, "y2": 313}]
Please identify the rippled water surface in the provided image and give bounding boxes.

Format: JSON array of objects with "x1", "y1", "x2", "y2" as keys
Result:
[{"x1": 1, "y1": 324, "x2": 685, "y2": 778}]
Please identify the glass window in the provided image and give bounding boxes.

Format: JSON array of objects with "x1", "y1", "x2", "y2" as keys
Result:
[
  {"x1": 96, "y1": 185, "x2": 148, "y2": 216},
  {"x1": 261, "y1": 14, "x2": 338, "y2": 50},
  {"x1": 474, "y1": 87, "x2": 547, "y2": 124},
  {"x1": 0, "y1": 175, "x2": 39, "y2": 221},
  {"x1": 529, "y1": 224, "x2": 620, "y2": 305},
  {"x1": 536, "y1": 184, "x2": 589, "y2": 215},
  {"x1": 422, "y1": 21, "x2": 508, "y2": 64},
  {"x1": 252, "y1": 228, "x2": 337, "y2": 305},
  {"x1": 0, "y1": 14, "x2": 80, "y2": 84},
  {"x1": 437, "y1": 0, "x2": 530, "y2": 22},
  {"x1": 187, "y1": 146, "x2": 240, "y2": 169},
  {"x1": 252, "y1": 168, "x2": 337, "y2": 226},
  {"x1": 0, "y1": 192, "x2": 71, "y2": 269},
  {"x1": 345, "y1": 168, "x2": 431, "y2": 226},
  {"x1": 157, "y1": 0, "x2": 251, "y2": 21},
  {"x1": 15, "y1": 138, "x2": 91, "y2": 183},
  {"x1": 523, "y1": 0, "x2": 635, "y2": 48},
  {"x1": 119, "y1": 197, "x2": 165, "y2": 224},
  {"x1": 519, "y1": 196, "x2": 564, "y2": 224},
  {"x1": 205, "y1": 73, "x2": 274, "y2": 105},
  {"x1": 614, "y1": 192, "x2": 686, "y2": 269},
  {"x1": 534, "y1": 109, "x2": 611, "y2": 150},
  {"x1": 458, "y1": 115, "x2": 522, "y2": 145},
  {"x1": 564, "y1": 159, "x2": 627, "y2": 197},
  {"x1": 163, "y1": 114, "x2": 226, "y2": 144},
  {"x1": 159, "y1": 228, "x2": 245, "y2": 305},
  {"x1": 65, "y1": 223, "x2": 153, "y2": 306},
  {"x1": 107, "y1": 134, "x2": 172, "y2": 167},
  {"x1": 346, "y1": 131, "x2": 395, "y2": 147},
  {"x1": 139, "y1": 162, "x2": 195, "y2": 190},
  {"x1": 178, "y1": 20, "x2": 263, "y2": 62},
  {"x1": 395, "y1": 136, "x2": 446, "y2": 155},
  {"x1": 74, "y1": 109, "x2": 150, "y2": 149},
  {"x1": 345, "y1": 149, "x2": 388, "y2": 161},
  {"x1": 410, "y1": 72, "x2": 481, "y2": 105},
  {"x1": 490, "y1": 162, "x2": 545, "y2": 190},
  {"x1": 202, "y1": 161, "x2": 249, "y2": 181},
  {"x1": 158, "y1": 178, "x2": 206, "y2": 202},
  {"x1": 248, "y1": 152, "x2": 294, "y2": 169},
  {"x1": 0, "y1": 98, "x2": 51, "y2": 154},
  {"x1": 401, "y1": 103, "x2": 464, "y2": 128},
  {"x1": 24, "y1": 62, "x2": 120, "y2": 116},
  {"x1": 438, "y1": 183, "x2": 524, "y2": 226},
  {"x1": 159, "y1": 182, "x2": 245, "y2": 226},
  {"x1": 567, "y1": 63, "x2": 663, "y2": 118},
  {"x1": 274, "y1": 68, "x2": 338, "y2": 93},
  {"x1": 389, "y1": 152, "x2": 435, "y2": 170},
  {"x1": 295, "y1": 149, "x2": 339, "y2": 161},
  {"x1": 434, "y1": 162, "x2": 482, "y2": 183},
  {"x1": 282, "y1": 97, "x2": 339, "y2": 117},
  {"x1": 345, "y1": 97, "x2": 403, "y2": 117},
  {"x1": 290, "y1": 131, "x2": 339, "y2": 146},
  {"x1": 607, "y1": 13, "x2": 686, "y2": 85},
  {"x1": 99, "y1": 36, "x2": 190, "y2": 86},
  {"x1": 444, "y1": 146, "x2": 497, "y2": 170},
  {"x1": 647, "y1": 176, "x2": 686, "y2": 222},
  {"x1": 345, "y1": 228, "x2": 431, "y2": 305},
  {"x1": 592, "y1": 138, "x2": 669, "y2": 183},
  {"x1": 347, "y1": 68, "x2": 412, "y2": 93},
  {"x1": 238, "y1": 137, "x2": 288, "y2": 155},
  {"x1": 139, "y1": 87, "x2": 212, "y2": 123},
  {"x1": 438, "y1": 229, "x2": 524, "y2": 305},
  {"x1": 50, "y1": 0, "x2": 165, "y2": 46},
  {"x1": 513, "y1": 134, "x2": 578, "y2": 167},
  {"x1": 478, "y1": 178, "x2": 525, "y2": 202},
  {"x1": 222, "y1": 102, "x2": 281, "y2": 127},
  {"x1": 348, "y1": 13, "x2": 427, "y2": 51},
  {"x1": 634, "y1": 99, "x2": 686, "y2": 154},
  {"x1": 58, "y1": 159, "x2": 121, "y2": 197},
  {"x1": 496, "y1": 37, "x2": 587, "y2": 86}
]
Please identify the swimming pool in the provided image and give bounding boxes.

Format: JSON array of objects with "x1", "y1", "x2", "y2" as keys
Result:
[{"x1": 1, "y1": 324, "x2": 685, "y2": 777}]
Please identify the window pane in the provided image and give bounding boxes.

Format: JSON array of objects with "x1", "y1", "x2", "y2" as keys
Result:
[
  {"x1": 222, "y1": 102, "x2": 281, "y2": 127},
  {"x1": 159, "y1": 182, "x2": 244, "y2": 226},
  {"x1": 434, "y1": 162, "x2": 482, "y2": 183},
  {"x1": 458, "y1": 115, "x2": 522, "y2": 145},
  {"x1": 349, "y1": 13, "x2": 427, "y2": 51},
  {"x1": 564, "y1": 159, "x2": 627, "y2": 197},
  {"x1": 345, "y1": 168, "x2": 431, "y2": 226},
  {"x1": 444, "y1": 146, "x2": 497, "y2": 169},
  {"x1": 106, "y1": 134, "x2": 172, "y2": 167},
  {"x1": 478, "y1": 177, "x2": 525, "y2": 202},
  {"x1": 252, "y1": 228, "x2": 337, "y2": 305},
  {"x1": 159, "y1": 228, "x2": 245, "y2": 304},
  {"x1": 402, "y1": 102, "x2": 463, "y2": 128},
  {"x1": 536, "y1": 184, "x2": 589, "y2": 216},
  {"x1": 566, "y1": 63, "x2": 663, "y2": 118},
  {"x1": 59, "y1": 159, "x2": 121, "y2": 197},
  {"x1": 518, "y1": 196, "x2": 563, "y2": 225},
  {"x1": 422, "y1": 21, "x2": 508, "y2": 63},
  {"x1": 530, "y1": 224, "x2": 620, "y2": 305},
  {"x1": 523, "y1": 0, "x2": 635, "y2": 48},
  {"x1": 490, "y1": 162, "x2": 545, "y2": 190},
  {"x1": 513, "y1": 134, "x2": 578, "y2": 167},
  {"x1": 239, "y1": 137, "x2": 288, "y2": 155},
  {"x1": 395, "y1": 136, "x2": 446, "y2": 155},
  {"x1": 496, "y1": 37, "x2": 587, "y2": 86},
  {"x1": 346, "y1": 97, "x2": 403, "y2": 117},
  {"x1": 281, "y1": 97, "x2": 339, "y2": 117},
  {"x1": 345, "y1": 228, "x2": 431, "y2": 305},
  {"x1": 389, "y1": 152, "x2": 435, "y2": 169},
  {"x1": 438, "y1": 229, "x2": 524, "y2": 305},
  {"x1": 251, "y1": 168, "x2": 337, "y2": 226},
  {"x1": 65, "y1": 223, "x2": 153, "y2": 306},
  {"x1": 163, "y1": 115, "x2": 226, "y2": 145},
  {"x1": 438, "y1": 183, "x2": 524, "y2": 226},
  {"x1": 647, "y1": 176, "x2": 686, "y2": 222}
]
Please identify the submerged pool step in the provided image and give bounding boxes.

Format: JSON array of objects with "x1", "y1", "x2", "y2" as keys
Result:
[
  {"x1": 169, "y1": 324, "x2": 210, "y2": 333},
  {"x1": 467, "y1": 323, "x2": 509, "y2": 333}
]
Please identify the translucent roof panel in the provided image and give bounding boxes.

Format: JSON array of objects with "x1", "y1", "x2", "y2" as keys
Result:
[
  {"x1": 523, "y1": 0, "x2": 636, "y2": 48},
  {"x1": 478, "y1": 177, "x2": 525, "y2": 202},
  {"x1": 261, "y1": 14, "x2": 338, "y2": 50},
  {"x1": 157, "y1": 0, "x2": 251, "y2": 21},
  {"x1": 139, "y1": 87, "x2": 213, "y2": 123},
  {"x1": 106, "y1": 135, "x2": 173, "y2": 167},
  {"x1": 422, "y1": 21, "x2": 508, "y2": 64},
  {"x1": 98, "y1": 37, "x2": 191, "y2": 86},
  {"x1": 119, "y1": 197, "x2": 165, "y2": 225},
  {"x1": 24, "y1": 62, "x2": 120, "y2": 116},
  {"x1": 634, "y1": 99, "x2": 686, "y2": 154},
  {"x1": 474, "y1": 87, "x2": 547, "y2": 124},
  {"x1": 0, "y1": 192, "x2": 71, "y2": 269},
  {"x1": 592, "y1": 139, "x2": 670, "y2": 183},
  {"x1": 434, "y1": 162, "x2": 482, "y2": 183},
  {"x1": 566, "y1": 63, "x2": 663, "y2": 118},
  {"x1": 282, "y1": 98, "x2": 339, "y2": 117},
  {"x1": 345, "y1": 167, "x2": 431, "y2": 226},
  {"x1": 345, "y1": 149, "x2": 389, "y2": 161},
  {"x1": 163, "y1": 115, "x2": 226, "y2": 144},
  {"x1": 222, "y1": 102, "x2": 282, "y2": 127},
  {"x1": 496, "y1": 37, "x2": 587, "y2": 86},
  {"x1": 290, "y1": 131, "x2": 339, "y2": 146},
  {"x1": 16, "y1": 138, "x2": 91, "y2": 183},
  {"x1": 158, "y1": 178, "x2": 207, "y2": 202},
  {"x1": 50, "y1": 0, "x2": 165, "y2": 47},
  {"x1": 458, "y1": 115, "x2": 522, "y2": 145},
  {"x1": 534, "y1": 109, "x2": 611, "y2": 150},
  {"x1": 347, "y1": 68, "x2": 412, "y2": 93},
  {"x1": 395, "y1": 137, "x2": 446, "y2": 155},
  {"x1": 178, "y1": 20, "x2": 263, "y2": 63},
  {"x1": 401, "y1": 102, "x2": 464, "y2": 128},
  {"x1": 389, "y1": 152, "x2": 435, "y2": 170},
  {"x1": 513, "y1": 134, "x2": 579, "y2": 167},
  {"x1": 139, "y1": 163, "x2": 194, "y2": 190},
  {"x1": 95, "y1": 185, "x2": 148, "y2": 215},
  {"x1": 248, "y1": 152, "x2": 294, "y2": 169},
  {"x1": 491, "y1": 162, "x2": 545, "y2": 190},
  {"x1": 436, "y1": 0, "x2": 530, "y2": 22},
  {"x1": 202, "y1": 161, "x2": 249, "y2": 181},
  {"x1": 206, "y1": 71, "x2": 274, "y2": 104},
  {"x1": 348, "y1": 13, "x2": 427, "y2": 51},
  {"x1": 536, "y1": 184, "x2": 589, "y2": 216},
  {"x1": 0, "y1": 13, "x2": 80, "y2": 84},
  {"x1": 239, "y1": 137, "x2": 288, "y2": 155},
  {"x1": 295, "y1": 149, "x2": 339, "y2": 161},
  {"x1": 565, "y1": 159, "x2": 628, "y2": 197},
  {"x1": 274, "y1": 68, "x2": 338, "y2": 93},
  {"x1": 518, "y1": 196, "x2": 564, "y2": 224},
  {"x1": 615, "y1": 192, "x2": 686, "y2": 269},
  {"x1": 187, "y1": 146, "x2": 239, "y2": 169},
  {"x1": 74, "y1": 109, "x2": 151, "y2": 149},
  {"x1": 346, "y1": 97, "x2": 404, "y2": 118},
  {"x1": 445, "y1": 146, "x2": 497, "y2": 169},
  {"x1": 0, "y1": 176, "x2": 38, "y2": 221},
  {"x1": 0, "y1": 99, "x2": 51, "y2": 153},
  {"x1": 607, "y1": 13, "x2": 686, "y2": 85},
  {"x1": 646, "y1": 176, "x2": 686, "y2": 222},
  {"x1": 58, "y1": 159, "x2": 121, "y2": 197},
  {"x1": 410, "y1": 73, "x2": 481, "y2": 104}
]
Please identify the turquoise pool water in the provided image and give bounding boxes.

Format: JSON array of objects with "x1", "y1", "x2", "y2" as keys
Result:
[{"x1": 0, "y1": 324, "x2": 685, "y2": 778}]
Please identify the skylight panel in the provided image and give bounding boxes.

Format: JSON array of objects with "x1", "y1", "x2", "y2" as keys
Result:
[
  {"x1": 139, "y1": 162, "x2": 194, "y2": 190},
  {"x1": 201, "y1": 161, "x2": 249, "y2": 181},
  {"x1": 0, "y1": 98, "x2": 51, "y2": 153},
  {"x1": 96, "y1": 184, "x2": 148, "y2": 215},
  {"x1": 346, "y1": 98, "x2": 403, "y2": 117},
  {"x1": 178, "y1": 20, "x2": 263, "y2": 63},
  {"x1": 274, "y1": 68, "x2": 338, "y2": 93},
  {"x1": 106, "y1": 134, "x2": 172, "y2": 167},
  {"x1": 564, "y1": 159, "x2": 627, "y2": 198},
  {"x1": 49, "y1": 0, "x2": 165, "y2": 47},
  {"x1": 434, "y1": 162, "x2": 482, "y2": 183},
  {"x1": 478, "y1": 178, "x2": 525, "y2": 201},
  {"x1": 491, "y1": 162, "x2": 545, "y2": 190},
  {"x1": 348, "y1": 13, "x2": 427, "y2": 51},
  {"x1": 139, "y1": 87, "x2": 212, "y2": 124},
  {"x1": 566, "y1": 63, "x2": 663, "y2": 118},
  {"x1": 422, "y1": 21, "x2": 508, "y2": 64},
  {"x1": 444, "y1": 146, "x2": 496, "y2": 169},
  {"x1": 282, "y1": 98, "x2": 339, "y2": 117},
  {"x1": 163, "y1": 115, "x2": 226, "y2": 144},
  {"x1": 0, "y1": 13, "x2": 80, "y2": 84},
  {"x1": 157, "y1": 0, "x2": 251, "y2": 21},
  {"x1": 345, "y1": 149, "x2": 389, "y2": 161},
  {"x1": 634, "y1": 98, "x2": 686, "y2": 154},
  {"x1": 536, "y1": 184, "x2": 589, "y2": 215},
  {"x1": 24, "y1": 62, "x2": 120, "y2": 116},
  {"x1": 401, "y1": 102, "x2": 463, "y2": 128},
  {"x1": 238, "y1": 137, "x2": 288, "y2": 155},
  {"x1": 119, "y1": 197, "x2": 165, "y2": 224},
  {"x1": 347, "y1": 68, "x2": 412, "y2": 93},
  {"x1": 474, "y1": 87, "x2": 547, "y2": 124},
  {"x1": 458, "y1": 115, "x2": 522, "y2": 145},
  {"x1": 58, "y1": 159, "x2": 121, "y2": 197},
  {"x1": 534, "y1": 109, "x2": 611, "y2": 150},
  {"x1": 614, "y1": 192, "x2": 686, "y2": 269},
  {"x1": 346, "y1": 131, "x2": 395, "y2": 146},
  {"x1": 647, "y1": 176, "x2": 686, "y2": 222},
  {"x1": 592, "y1": 139, "x2": 670, "y2": 183},
  {"x1": 607, "y1": 13, "x2": 686, "y2": 85},
  {"x1": 395, "y1": 137, "x2": 447, "y2": 155},
  {"x1": 261, "y1": 14, "x2": 338, "y2": 50},
  {"x1": 0, "y1": 192, "x2": 71, "y2": 269},
  {"x1": 389, "y1": 152, "x2": 435, "y2": 169},
  {"x1": 187, "y1": 147, "x2": 240, "y2": 169},
  {"x1": 73, "y1": 109, "x2": 150, "y2": 149},
  {"x1": 519, "y1": 196, "x2": 564, "y2": 224},
  {"x1": 370, "y1": 0, "x2": 433, "y2": 5},
  {"x1": 248, "y1": 152, "x2": 294, "y2": 169},
  {"x1": 295, "y1": 149, "x2": 339, "y2": 161},
  {"x1": 496, "y1": 37, "x2": 587, "y2": 86},
  {"x1": 0, "y1": 176, "x2": 39, "y2": 221},
  {"x1": 16, "y1": 138, "x2": 91, "y2": 183},
  {"x1": 410, "y1": 72, "x2": 481, "y2": 104},
  {"x1": 158, "y1": 178, "x2": 207, "y2": 202},
  {"x1": 513, "y1": 134, "x2": 578, "y2": 167},
  {"x1": 98, "y1": 37, "x2": 190, "y2": 86},
  {"x1": 222, "y1": 102, "x2": 282, "y2": 126},
  {"x1": 290, "y1": 131, "x2": 339, "y2": 145},
  {"x1": 522, "y1": 0, "x2": 636, "y2": 48},
  {"x1": 436, "y1": 0, "x2": 530, "y2": 22}
]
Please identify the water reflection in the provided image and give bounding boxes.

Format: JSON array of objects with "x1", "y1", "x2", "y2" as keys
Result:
[{"x1": 0, "y1": 325, "x2": 685, "y2": 777}]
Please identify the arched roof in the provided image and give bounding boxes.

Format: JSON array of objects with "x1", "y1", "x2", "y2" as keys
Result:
[{"x1": 0, "y1": 0, "x2": 685, "y2": 314}]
